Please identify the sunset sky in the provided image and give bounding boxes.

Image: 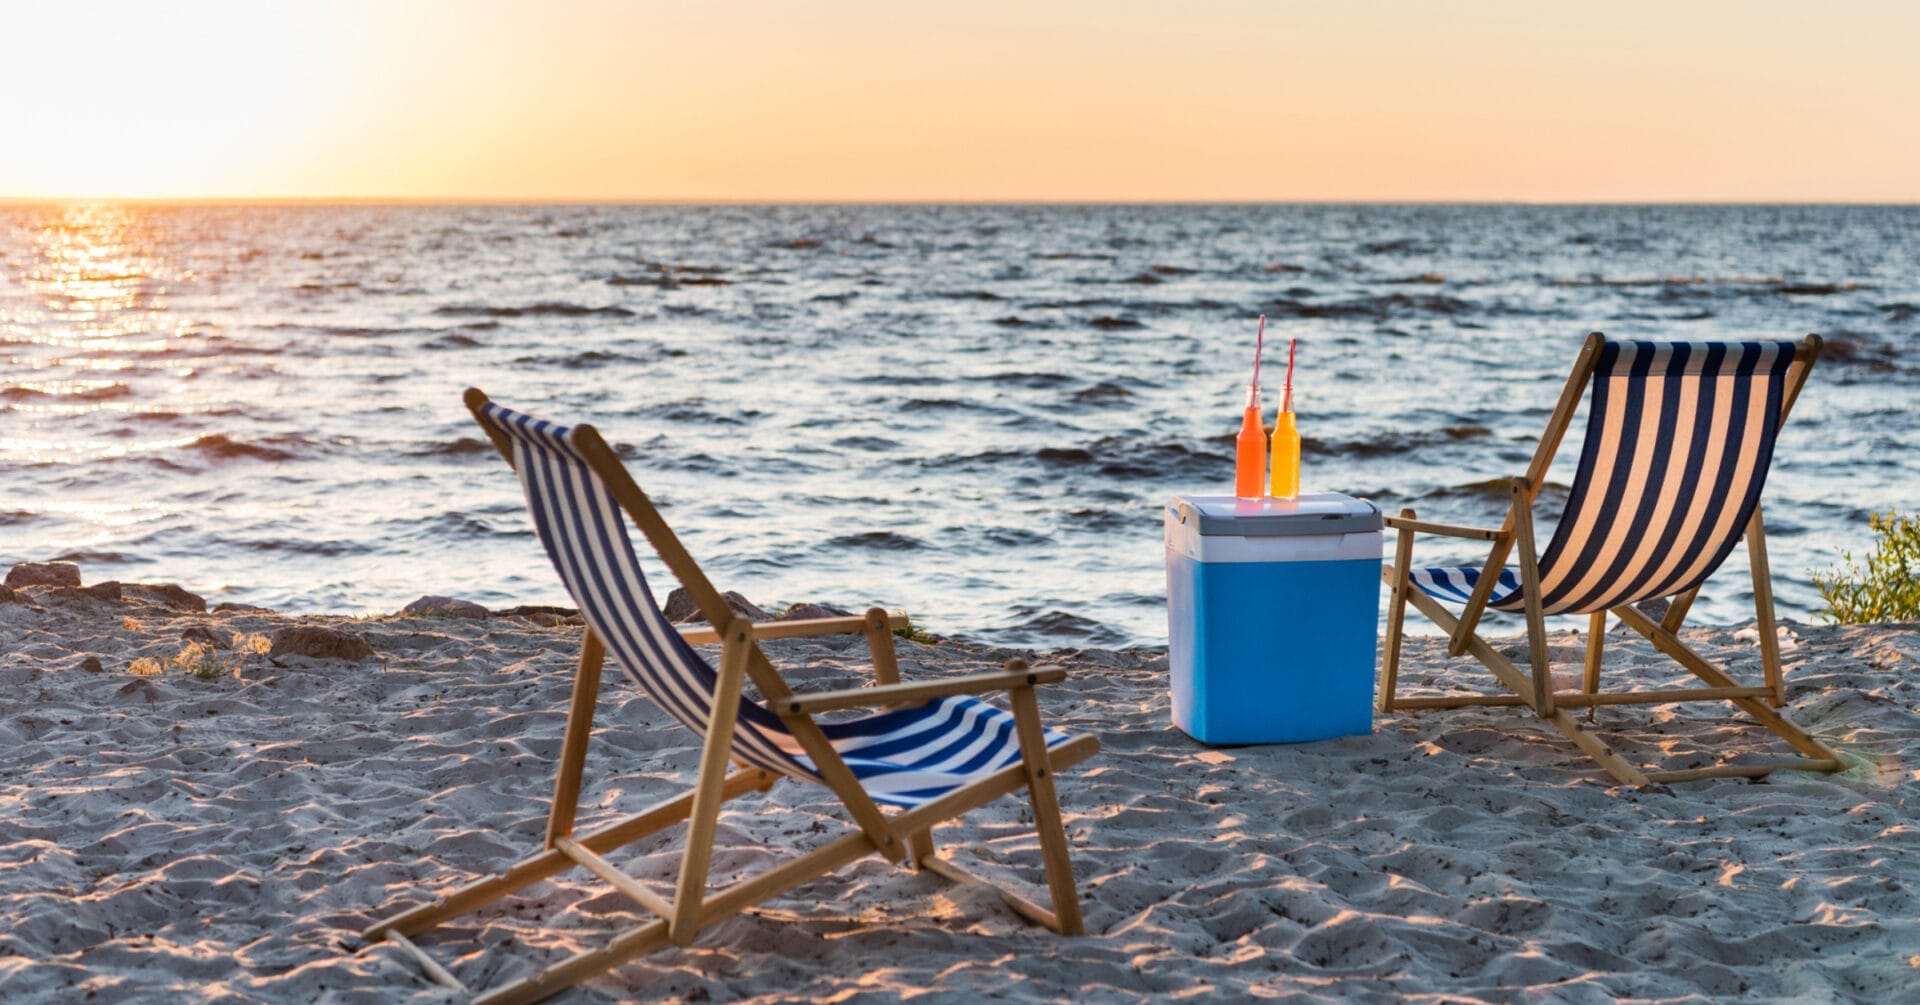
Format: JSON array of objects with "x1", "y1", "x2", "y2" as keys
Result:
[{"x1": 5, "y1": 0, "x2": 1917, "y2": 202}]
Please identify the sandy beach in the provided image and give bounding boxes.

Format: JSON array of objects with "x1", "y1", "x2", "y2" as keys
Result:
[{"x1": 2, "y1": 576, "x2": 1915, "y2": 1003}]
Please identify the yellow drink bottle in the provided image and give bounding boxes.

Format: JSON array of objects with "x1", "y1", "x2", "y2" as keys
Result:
[
  {"x1": 1270, "y1": 406, "x2": 1300, "y2": 499},
  {"x1": 1234, "y1": 385, "x2": 1266, "y2": 498}
]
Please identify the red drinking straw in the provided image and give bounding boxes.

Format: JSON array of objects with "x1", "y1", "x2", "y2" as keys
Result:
[
  {"x1": 1282, "y1": 338, "x2": 1297, "y2": 413},
  {"x1": 1251, "y1": 315, "x2": 1266, "y2": 387}
]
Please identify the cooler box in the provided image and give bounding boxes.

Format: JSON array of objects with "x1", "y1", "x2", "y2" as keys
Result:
[{"x1": 1164, "y1": 492, "x2": 1383, "y2": 745}]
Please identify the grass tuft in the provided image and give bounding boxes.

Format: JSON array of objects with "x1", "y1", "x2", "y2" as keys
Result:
[
  {"x1": 126, "y1": 636, "x2": 272, "y2": 680},
  {"x1": 1812, "y1": 510, "x2": 1920, "y2": 624}
]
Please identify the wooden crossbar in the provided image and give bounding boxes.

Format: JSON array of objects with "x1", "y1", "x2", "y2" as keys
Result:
[
  {"x1": 919, "y1": 853, "x2": 1060, "y2": 931},
  {"x1": 675, "y1": 611, "x2": 909, "y2": 646},
  {"x1": 553, "y1": 837, "x2": 674, "y2": 919},
  {"x1": 787, "y1": 666, "x2": 1064, "y2": 715},
  {"x1": 1389, "y1": 693, "x2": 1531, "y2": 710},
  {"x1": 1555, "y1": 686, "x2": 1774, "y2": 707},
  {"x1": 382, "y1": 930, "x2": 466, "y2": 992},
  {"x1": 1646, "y1": 758, "x2": 1840, "y2": 784},
  {"x1": 1390, "y1": 686, "x2": 1778, "y2": 710}
]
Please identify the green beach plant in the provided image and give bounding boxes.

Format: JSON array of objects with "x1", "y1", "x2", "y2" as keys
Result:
[
  {"x1": 1811, "y1": 510, "x2": 1920, "y2": 624},
  {"x1": 125, "y1": 635, "x2": 272, "y2": 680},
  {"x1": 890, "y1": 617, "x2": 939, "y2": 645},
  {"x1": 174, "y1": 641, "x2": 237, "y2": 681}
]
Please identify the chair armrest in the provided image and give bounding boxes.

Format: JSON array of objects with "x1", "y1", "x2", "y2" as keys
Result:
[
  {"x1": 783, "y1": 665, "x2": 1067, "y2": 716},
  {"x1": 1382, "y1": 515, "x2": 1504, "y2": 541},
  {"x1": 677, "y1": 611, "x2": 909, "y2": 646}
]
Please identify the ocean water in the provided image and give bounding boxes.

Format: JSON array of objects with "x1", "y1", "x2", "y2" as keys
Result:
[{"x1": 2, "y1": 203, "x2": 1915, "y2": 647}]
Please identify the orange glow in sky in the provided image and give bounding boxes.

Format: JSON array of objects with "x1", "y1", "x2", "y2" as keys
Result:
[{"x1": 3, "y1": 1, "x2": 1917, "y2": 202}]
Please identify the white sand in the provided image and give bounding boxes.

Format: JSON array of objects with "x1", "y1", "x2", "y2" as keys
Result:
[{"x1": 1, "y1": 584, "x2": 1916, "y2": 1002}]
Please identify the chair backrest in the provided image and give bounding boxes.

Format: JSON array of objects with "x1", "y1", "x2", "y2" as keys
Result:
[
  {"x1": 470, "y1": 399, "x2": 811, "y2": 779},
  {"x1": 1525, "y1": 339, "x2": 1809, "y2": 615}
]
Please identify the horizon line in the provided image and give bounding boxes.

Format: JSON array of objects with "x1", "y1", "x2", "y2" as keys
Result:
[{"x1": 5, "y1": 196, "x2": 1920, "y2": 208}]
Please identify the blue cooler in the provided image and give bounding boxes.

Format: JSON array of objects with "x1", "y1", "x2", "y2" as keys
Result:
[{"x1": 1164, "y1": 492, "x2": 1383, "y2": 745}]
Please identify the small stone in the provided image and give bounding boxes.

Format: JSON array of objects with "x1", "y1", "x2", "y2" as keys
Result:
[
  {"x1": 83, "y1": 581, "x2": 123, "y2": 601},
  {"x1": 6, "y1": 562, "x2": 81, "y2": 589},
  {"x1": 400, "y1": 595, "x2": 490, "y2": 619},
  {"x1": 268, "y1": 626, "x2": 375, "y2": 661},
  {"x1": 664, "y1": 588, "x2": 769, "y2": 624},
  {"x1": 80, "y1": 656, "x2": 105, "y2": 673},
  {"x1": 125, "y1": 583, "x2": 207, "y2": 612},
  {"x1": 779, "y1": 603, "x2": 853, "y2": 621},
  {"x1": 213, "y1": 602, "x2": 273, "y2": 614},
  {"x1": 497, "y1": 604, "x2": 577, "y2": 622},
  {"x1": 180, "y1": 624, "x2": 224, "y2": 647}
]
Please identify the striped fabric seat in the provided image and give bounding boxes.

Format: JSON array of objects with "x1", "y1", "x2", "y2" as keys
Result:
[
  {"x1": 1409, "y1": 566, "x2": 1522, "y2": 607},
  {"x1": 1412, "y1": 340, "x2": 1797, "y2": 616},
  {"x1": 477, "y1": 400, "x2": 1068, "y2": 809}
]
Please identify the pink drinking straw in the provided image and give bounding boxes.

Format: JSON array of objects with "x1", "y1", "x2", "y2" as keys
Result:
[
  {"x1": 1251, "y1": 315, "x2": 1266, "y2": 388},
  {"x1": 1282, "y1": 338, "x2": 1297, "y2": 413}
]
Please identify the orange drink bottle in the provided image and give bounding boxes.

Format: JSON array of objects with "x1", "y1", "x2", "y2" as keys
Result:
[
  {"x1": 1234, "y1": 384, "x2": 1266, "y2": 498},
  {"x1": 1270, "y1": 406, "x2": 1300, "y2": 499}
]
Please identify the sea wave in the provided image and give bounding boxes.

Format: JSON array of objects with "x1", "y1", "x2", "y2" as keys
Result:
[
  {"x1": 1305, "y1": 426, "x2": 1493, "y2": 459},
  {"x1": 826, "y1": 531, "x2": 927, "y2": 551},
  {"x1": 2, "y1": 382, "x2": 134, "y2": 402},
  {"x1": 433, "y1": 302, "x2": 635, "y2": 318},
  {"x1": 181, "y1": 434, "x2": 310, "y2": 463}
]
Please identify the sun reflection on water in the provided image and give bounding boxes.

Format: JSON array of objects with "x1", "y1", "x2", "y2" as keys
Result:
[{"x1": 2, "y1": 203, "x2": 202, "y2": 466}]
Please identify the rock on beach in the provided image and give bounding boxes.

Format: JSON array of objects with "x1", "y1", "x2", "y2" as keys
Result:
[
  {"x1": 5, "y1": 562, "x2": 80, "y2": 589},
  {"x1": 399, "y1": 595, "x2": 490, "y2": 619},
  {"x1": 663, "y1": 587, "x2": 770, "y2": 623},
  {"x1": 267, "y1": 626, "x2": 375, "y2": 661}
]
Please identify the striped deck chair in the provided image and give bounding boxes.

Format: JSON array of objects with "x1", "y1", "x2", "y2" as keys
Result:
[
  {"x1": 1379, "y1": 333, "x2": 1844, "y2": 787},
  {"x1": 361, "y1": 390, "x2": 1099, "y2": 1005}
]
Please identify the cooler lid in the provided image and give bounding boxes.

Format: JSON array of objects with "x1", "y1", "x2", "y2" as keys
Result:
[{"x1": 1167, "y1": 492, "x2": 1382, "y2": 537}]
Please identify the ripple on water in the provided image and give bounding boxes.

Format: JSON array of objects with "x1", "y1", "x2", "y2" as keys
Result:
[{"x1": 824, "y1": 531, "x2": 927, "y2": 552}]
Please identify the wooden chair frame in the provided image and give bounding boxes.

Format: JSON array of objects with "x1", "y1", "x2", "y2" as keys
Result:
[
  {"x1": 1378, "y1": 333, "x2": 1844, "y2": 786},
  {"x1": 359, "y1": 390, "x2": 1098, "y2": 1004}
]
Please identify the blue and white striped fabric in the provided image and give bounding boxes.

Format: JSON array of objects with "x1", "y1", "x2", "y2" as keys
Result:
[
  {"x1": 1412, "y1": 340, "x2": 1799, "y2": 617},
  {"x1": 475, "y1": 400, "x2": 1070, "y2": 808},
  {"x1": 1409, "y1": 566, "x2": 1523, "y2": 607}
]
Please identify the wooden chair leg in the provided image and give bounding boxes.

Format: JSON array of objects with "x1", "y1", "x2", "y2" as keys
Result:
[
  {"x1": 670, "y1": 624, "x2": 751, "y2": 946},
  {"x1": 1745, "y1": 505, "x2": 1786, "y2": 707},
  {"x1": 863, "y1": 607, "x2": 902, "y2": 685},
  {"x1": 1380, "y1": 510, "x2": 1416, "y2": 712},
  {"x1": 1511, "y1": 478, "x2": 1553, "y2": 717},
  {"x1": 1662, "y1": 585, "x2": 1701, "y2": 633},
  {"x1": 1008, "y1": 685, "x2": 1084, "y2": 935},
  {"x1": 546, "y1": 630, "x2": 606, "y2": 847},
  {"x1": 1449, "y1": 535, "x2": 1514, "y2": 657},
  {"x1": 907, "y1": 829, "x2": 938, "y2": 866},
  {"x1": 1582, "y1": 610, "x2": 1605, "y2": 722}
]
